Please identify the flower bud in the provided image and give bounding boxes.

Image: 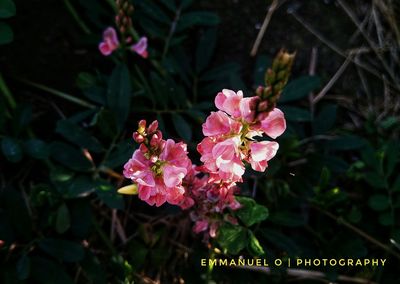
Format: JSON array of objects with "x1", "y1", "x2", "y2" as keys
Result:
[
  {"x1": 138, "y1": 120, "x2": 146, "y2": 134},
  {"x1": 139, "y1": 143, "x2": 148, "y2": 153},
  {"x1": 147, "y1": 120, "x2": 158, "y2": 133},
  {"x1": 133, "y1": 132, "x2": 145, "y2": 143}
]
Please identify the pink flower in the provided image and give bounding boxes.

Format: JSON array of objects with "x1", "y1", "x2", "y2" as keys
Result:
[
  {"x1": 258, "y1": 108, "x2": 286, "y2": 139},
  {"x1": 123, "y1": 121, "x2": 191, "y2": 207},
  {"x1": 131, "y1": 36, "x2": 148, "y2": 58},
  {"x1": 215, "y1": 89, "x2": 243, "y2": 118},
  {"x1": 202, "y1": 111, "x2": 238, "y2": 137},
  {"x1": 248, "y1": 141, "x2": 279, "y2": 171},
  {"x1": 99, "y1": 27, "x2": 120, "y2": 56},
  {"x1": 193, "y1": 220, "x2": 208, "y2": 233}
]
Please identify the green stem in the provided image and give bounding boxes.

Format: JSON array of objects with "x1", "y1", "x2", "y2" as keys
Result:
[
  {"x1": 18, "y1": 78, "x2": 96, "y2": 109},
  {"x1": 0, "y1": 73, "x2": 17, "y2": 110},
  {"x1": 63, "y1": 0, "x2": 92, "y2": 34}
]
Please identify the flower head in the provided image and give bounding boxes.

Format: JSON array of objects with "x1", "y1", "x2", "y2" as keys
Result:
[{"x1": 123, "y1": 120, "x2": 191, "y2": 207}]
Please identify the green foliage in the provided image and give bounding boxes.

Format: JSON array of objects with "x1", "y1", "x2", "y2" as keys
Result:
[{"x1": 1, "y1": 0, "x2": 399, "y2": 283}]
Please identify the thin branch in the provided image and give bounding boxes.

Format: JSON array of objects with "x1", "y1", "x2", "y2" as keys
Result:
[
  {"x1": 312, "y1": 55, "x2": 353, "y2": 104},
  {"x1": 250, "y1": 0, "x2": 281, "y2": 57}
]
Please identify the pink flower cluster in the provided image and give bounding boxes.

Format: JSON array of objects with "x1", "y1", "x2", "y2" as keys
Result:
[
  {"x1": 198, "y1": 89, "x2": 286, "y2": 183},
  {"x1": 122, "y1": 88, "x2": 286, "y2": 239},
  {"x1": 123, "y1": 120, "x2": 191, "y2": 206},
  {"x1": 99, "y1": 27, "x2": 148, "y2": 58}
]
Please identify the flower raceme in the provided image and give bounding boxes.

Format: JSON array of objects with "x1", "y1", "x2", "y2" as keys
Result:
[
  {"x1": 121, "y1": 88, "x2": 286, "y2": 237},
  {"x1": 198, "y1": 89, "x2": 286, "y2": 183},
  {"x1": 99, "y1": 27, "x2": 148, "y2": 58},
  {"x1": 123, "y1": 120, "x2": 191, "y2": 206}
]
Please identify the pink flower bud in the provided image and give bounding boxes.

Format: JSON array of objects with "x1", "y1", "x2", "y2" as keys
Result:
[
  {"x1": 148, "y1": 120, "x2": 158, "y2": 133},
  {"x1": 139, "y1": 143, "x2": 148, "y2": 153},
  {"x1": 133, "y1": 132, "x2": 144, "y2": 143}
]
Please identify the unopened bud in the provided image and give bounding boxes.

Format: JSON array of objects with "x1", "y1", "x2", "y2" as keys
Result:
[
  {"x1": 133, "y1": 132, "x2": 145, "y2": 143},
  {"x1": 138, "y1": 120, "x2": 146, "y2": 134},
  {"x1": 139, "y1": 143, "x2": 148, "y2": 153},
  {"x1": 148, "y1": 120, "x2": 158, "y2": 133}
]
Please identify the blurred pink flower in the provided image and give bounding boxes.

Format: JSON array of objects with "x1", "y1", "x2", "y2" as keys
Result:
[
  {"x1": 131, "y1": 36, "x2": 148, "y2": 58},
  {"x1": 99, "y1": 27, "x2": 120, "y2": 56}
]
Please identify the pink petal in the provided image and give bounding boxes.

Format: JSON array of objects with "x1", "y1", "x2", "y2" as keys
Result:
[
  {"x1": 193, "y1": 220, "x2": 208, "y2": 233},
  {"x1": 215, "y1": 89, "x2": 243, "y2": 117},
  {"x1": 99, "y1": 42, "x2": 112, "y2": 56},
  {"x1": 163, "y1": 164, "x2": 187, "y2": 187},
  {"x1": 260, "y1": 108, "x2": 286, "y2": 139},
  {"x1": 250, "y1": 141, "x2": 279, "y2": 162},
  {"x1": 202, "y1": 111, "x2": 231, "y2": 136},
  {"x1": 131, "y1": 36, "x2": 148, "y2": 58}
]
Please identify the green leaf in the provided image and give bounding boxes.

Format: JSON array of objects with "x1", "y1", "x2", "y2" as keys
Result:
[
  {"x1": 379, "y1": 212, "x2": 394, "y2": 226},
  {"x1": 280, "y1": 106, "x2": 311, "y2": 122},
  {"x1": 368, "y1": 194, "x2": 389, "y2": 211},
  {"x1": 1, "y1": 137, "x2": 22, "y2": 162},
  {"x1": 253, "y1": 55, "x2": 271, "y2": 86},
  {"x1": 177, "y1": 12, "x2": 219, "y2": 32},
  {"x1": 280, "y1": 75, "x2": 321, "y2": 103},
  {"x1": 313, "y1": 104, "x2": 337, "y2": 134},
  {"x1": 50, "y1": 142, "x2": 93, "y2": 171},
  {"x1": 96, "y1": 180, "x2": 124, "y2": 210},
  {"x1": 172, "y1": 113, "x2": 192, "y2": 141},
  {"x1": 55, "y1": 203, "x2": 70, "y2": 234},
  {"x1": 0, "y1": 22, "x2": 13, "y2": 44},
  {"x1": 385, "y1": 141, "x2": 398, "y2": 177},
  {"x1": 0, "y1": 0, "x2": 16, "y2": 18},
  {"x1": 327, "y1": 135, "x2": 366, "y2": 150},
  {"x1": 103, "y1": 140, "x2": 134, "y2": 169},
  {"x1": 16, "y1": 254, "x2": 30, "y2": 280},
  {"x1": 23, "y1": 139, "x2": 49, "y2": 159},
  {"x1": 269, "y1": 211, "x2": 305, "y2": 227},
  {"x1": 80, "y1": 252, "x2": 106, "y2": 284},
  {"x1": 30, "y1": 257, "x2": 74, "y2": 284},
  {"x1": 38, "y1": 238, "x2": 84, "y2": 262},
  {"x1": 56, "y1": 120, "x2": 103, "y2": 152},
  {"x1": 235, "y1": 197, "x2": 269, "y2": 226},
  {"x1": 248, "y1": 231, "x2": 265, "y2": 256},
  {"x1": 196, "y1": 28, "x2": 217, "y2": 73},
  {"x1": 138, "y1": 1, "x2": 171, "y2": 24},
  {"x1": 107, "y1": 64, "x2": 132, "y2": 128},
  {"x1": 347, "y1": 206, "x2": 362, "y2": 223},
  {"x1": 260, "y1": 228, "x2": 300, "y2": 255},
  {"x1": 364, "y1": 171, "x2": 386, "y2": 189},
  {"x1": 217, "y1": 223, "x2": 248, "y2": 255}
]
